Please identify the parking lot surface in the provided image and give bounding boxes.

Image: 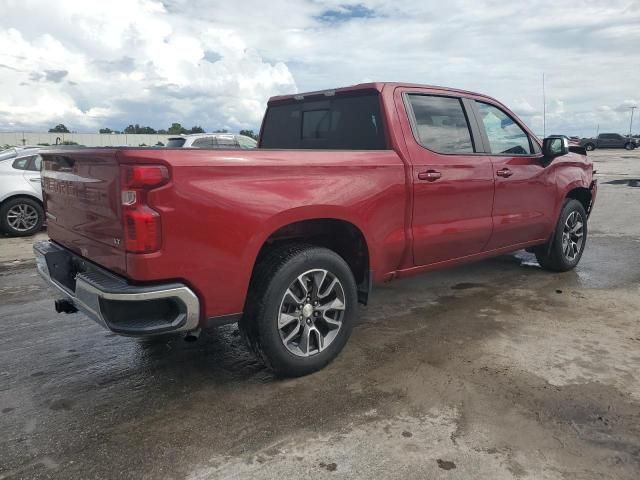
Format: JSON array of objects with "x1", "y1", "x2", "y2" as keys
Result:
[{"x1": 1, "y1": 150, "x2": 639, "y2": 479}]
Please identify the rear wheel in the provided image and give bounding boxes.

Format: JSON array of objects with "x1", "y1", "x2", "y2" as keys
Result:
[
  {"x1": 0, "y1": 197, "x2": 44, "y2": 237},
  {"x1": 239, "y1": 244, "x2": 357, "y2": 377},
  {"x1": 535, "y1": 199, "x2": 587, "y2": 272}
]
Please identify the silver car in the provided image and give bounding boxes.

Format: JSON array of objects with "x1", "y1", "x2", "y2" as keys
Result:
[{"x1": 0, "y1": 147, "x2": 44, "y2": 236}]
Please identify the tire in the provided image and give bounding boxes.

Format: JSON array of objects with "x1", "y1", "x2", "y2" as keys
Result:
[
  {"x1": 535, "y1": 199, "x2": 587, "y2": 272},
  {"x1": 584, "y1": 143, "x2": 595, "y2": 151},
  {"x1": 0, "y1": 197, "x2": 44, "y2": 237},
  {"x1": 239, "y1": 244, "x2": 358, "y2": 377},
  {"x1": 624, "y1": 142, "x2": 635, "y2": 150}
]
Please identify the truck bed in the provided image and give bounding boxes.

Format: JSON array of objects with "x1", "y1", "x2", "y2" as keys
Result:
[{"x1": 41, "y1": 147, "x2": 408, "y2": 319}]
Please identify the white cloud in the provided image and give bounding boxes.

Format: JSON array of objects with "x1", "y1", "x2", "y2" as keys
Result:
[
  {"x1": 512, "y1": 99, "x2": 538, "y2": 116},
  {"x1": 614, "y1": 100, "x2": 638, "y2": 112},
  {"x1": 1, "y1": 0, "x2": 639, "y2": 135},
  {"x1": 0, "y1": 0, "x2": 296, "y2": 132}
]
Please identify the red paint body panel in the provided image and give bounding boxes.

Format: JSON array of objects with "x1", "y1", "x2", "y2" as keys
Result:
[
  {"x1": 486, "y1": 154, "x2": 556, "y2": 250},
  {"x1": 40, "y1": 82, "x2": 595, "y2": 325},
  {"x1": 391, "y1": 86, "x2": 495, "y2": 265}
]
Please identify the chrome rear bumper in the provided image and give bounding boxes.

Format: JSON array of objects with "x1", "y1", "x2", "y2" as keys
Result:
[{"x1": 34, "y1": 241, "x2": 200, "y2": 336}]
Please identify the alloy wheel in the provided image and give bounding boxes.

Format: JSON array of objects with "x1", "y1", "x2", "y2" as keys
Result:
[
  {"x1": 6, "y1": 203, "x2": 39, "y2": 232},
  {"x1": 277, "y1": 269, "x2": 346, "y2": 357},
  {"x1": 561, "y1": 211, "x2": 584, "y2": 261}
]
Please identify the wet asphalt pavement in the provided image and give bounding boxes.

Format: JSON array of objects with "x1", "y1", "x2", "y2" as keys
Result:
[{"x1": 1, "y1": 150, "x2": 639, "y2": 479}]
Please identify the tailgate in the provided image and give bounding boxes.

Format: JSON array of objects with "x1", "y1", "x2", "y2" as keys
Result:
[{"x1": 41, "y1": 149, "x2": 126, "y2": 274}]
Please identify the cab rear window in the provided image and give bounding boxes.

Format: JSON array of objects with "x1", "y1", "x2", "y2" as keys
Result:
[{"x1": 261, "y1": 92, "x2": 387, "y2": 150}]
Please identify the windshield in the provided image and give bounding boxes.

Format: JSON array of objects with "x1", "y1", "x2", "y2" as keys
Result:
[{"x1": 166, "y1": 138, "x2": 186, "y2": 147}]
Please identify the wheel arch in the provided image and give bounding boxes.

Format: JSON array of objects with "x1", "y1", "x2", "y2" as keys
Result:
[
  {"x1": 0, "y1": 192, "x2": 43, "y2": 207},
  {"x1": 250, "y1": 216, "x2": 372, "y2": 304},
  {"x1": 565, "y1": 186, "x2": 592, "y2": 215}
]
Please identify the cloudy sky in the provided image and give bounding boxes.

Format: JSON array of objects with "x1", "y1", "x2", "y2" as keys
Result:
[{"x1": 0, "y1": 0, "x2": 638, "y2": 136}]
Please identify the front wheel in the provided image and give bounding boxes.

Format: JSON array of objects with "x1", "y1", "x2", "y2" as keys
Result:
[
  {"x1": 240, "y1": 244, "x2": 358, "y2": 377},
  {"x1": 624, "y1": 142, "x2": 635, "y2": 150},
  {"x1": 535, "y1": 199, "x2": 587, "y2": 272},
  {"x1": 584, "y1": 143, "x2": 595, "y2": 151}
]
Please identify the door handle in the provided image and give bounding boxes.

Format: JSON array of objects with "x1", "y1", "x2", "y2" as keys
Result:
[
  {"x1": 418, "y1": 170, "x2": 442, "y2": 181},
  {"x1": 29, "y1": 178, "x2": 41, "y2": 182},
  {"x1": 496, "y1": 168, "x2": 513, "y2": 178}
]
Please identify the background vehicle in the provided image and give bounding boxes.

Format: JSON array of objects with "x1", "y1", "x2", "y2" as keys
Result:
[
  {"x1": 580, "y1": 133, "x2": 637, "y2": 151},
  {"x1": 36, "y1": 83, "x2": 596, "y2": 377},
  {"x1": 166, "y1": 133, "x2": 257, "y2": 149},
  {"x1": 0, "y1": 147, "x2": 44, "y2": 236}
]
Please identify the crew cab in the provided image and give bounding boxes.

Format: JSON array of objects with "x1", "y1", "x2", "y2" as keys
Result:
[
  {"x1": 35, "y1": 83, "x2": 597, "y2": 377},
  {"x1": 580, "y1": 133, "x2": 637, "y2": 151}
]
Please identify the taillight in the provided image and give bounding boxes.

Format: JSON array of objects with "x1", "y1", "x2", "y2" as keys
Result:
[
  {"x1": 123, "y1": 165, "x2": 169, "y2": 189},
  {"x1": 120, "y1": 165, "x2": 169, "y2": 253}
]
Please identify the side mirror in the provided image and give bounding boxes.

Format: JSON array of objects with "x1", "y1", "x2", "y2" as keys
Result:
[{"x1": 542, "y1": 136, "x2": 569, "y2": 160}]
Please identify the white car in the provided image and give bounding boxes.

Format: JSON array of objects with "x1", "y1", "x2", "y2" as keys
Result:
[
  {"x1": 0, "y1": 147, "x2": 44, "y2": 236},
  {"x1": 165, "y1": 133, "x2": 257, "y2": 149}
]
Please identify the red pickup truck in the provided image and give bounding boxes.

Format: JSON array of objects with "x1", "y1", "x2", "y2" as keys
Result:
[{"x1": 35, "y1": 83, "x2": 597, "y2": 377}]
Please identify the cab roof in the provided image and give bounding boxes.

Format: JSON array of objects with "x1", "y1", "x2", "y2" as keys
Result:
[{"x1": 267, "y1": 82, "x2": 496, "y2": 105}]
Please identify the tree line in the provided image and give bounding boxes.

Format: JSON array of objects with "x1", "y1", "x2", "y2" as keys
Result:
[{"x1": 49, "y1": 123, "x2": 257, "y2": 139}]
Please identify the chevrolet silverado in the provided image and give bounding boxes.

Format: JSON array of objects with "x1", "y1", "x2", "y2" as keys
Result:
[{"x1": 35, "y1": 83, "x2": 597, "y2": 377}]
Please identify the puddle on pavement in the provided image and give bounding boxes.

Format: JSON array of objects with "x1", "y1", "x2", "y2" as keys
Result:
[
  {"x1": 603, "y1": 178, "x2": 640, "y2": 187},
  {"x1": 450, "y1": 282, "x2": 484, "y2": 290}
]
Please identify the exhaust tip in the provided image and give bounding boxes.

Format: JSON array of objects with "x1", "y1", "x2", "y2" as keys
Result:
[
  {"x1": 184, "y1": 328, "x2": 201, "y2": 342},
  {"x1": 55, "y1": 299, "x2": 78, "y2": 314}
]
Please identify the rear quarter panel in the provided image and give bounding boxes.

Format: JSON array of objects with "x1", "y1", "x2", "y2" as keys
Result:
[{"x1": 121, "y1": 149, "x2": 407, "y2": 319}]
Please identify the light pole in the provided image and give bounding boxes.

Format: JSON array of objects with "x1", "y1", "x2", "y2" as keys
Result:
[
  {"x1": 630, "y1": 106, "x2": 637, "y2": 137},
  {"x1": 542, "y1": 72, "x2": 546, "y2": 138}
]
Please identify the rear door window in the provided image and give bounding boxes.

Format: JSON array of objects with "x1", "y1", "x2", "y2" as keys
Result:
[
  {"x1": 30, "y1": 155, "x2": 42, "y2": 171},
  {"x1": 192, "y1": 137, "x2": 214, "y2": 148},
  {"x1": 406, "y1": 95, "x2": 475, "y2": 153},
  {"x1": 214, "y1": 136, "x2": 238, "y2": 148},
  {"x1": 12, "y1": 156, "x2": 33, "y2": 170},
  {"x1": 477, "y1": 102, "x2": 532, "y2": 155},
  {"x1": 261, "y1": 92, "x2": 387, "y2": 150},
  {"x1": 237, "y1": 136, "x2": 257, "y2": 149}
]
